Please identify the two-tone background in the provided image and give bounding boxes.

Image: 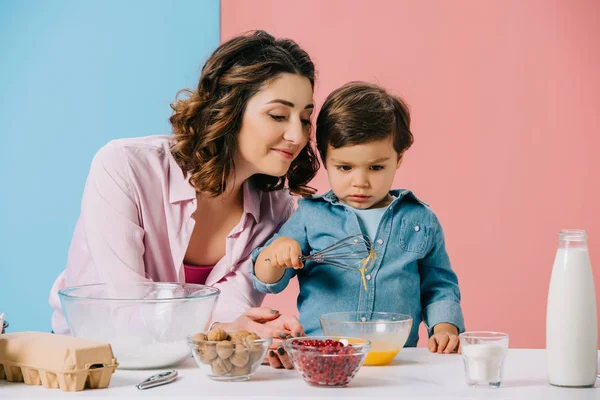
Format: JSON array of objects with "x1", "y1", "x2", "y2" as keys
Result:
[{"x1": 1, "y1": 0, "x2": 598, "y2": 348}]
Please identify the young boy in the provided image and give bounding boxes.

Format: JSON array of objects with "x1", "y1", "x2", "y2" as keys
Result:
[{"x1": 251, "y1": 82, "x2": 464, "y2": 353}]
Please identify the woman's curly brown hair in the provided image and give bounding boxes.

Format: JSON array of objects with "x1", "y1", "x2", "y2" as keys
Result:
[{"x1": 169, "y1": 30, "x2": 319, "y2": 197}]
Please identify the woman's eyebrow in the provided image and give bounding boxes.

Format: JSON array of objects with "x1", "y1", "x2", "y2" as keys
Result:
[{"x1": 267, "y1": 99, "x2": 314, "y2": 109}]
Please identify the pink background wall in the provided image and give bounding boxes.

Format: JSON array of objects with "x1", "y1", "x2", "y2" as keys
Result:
[{"x1": 222, "y1": 0, "x2": 600, "y2": 348}]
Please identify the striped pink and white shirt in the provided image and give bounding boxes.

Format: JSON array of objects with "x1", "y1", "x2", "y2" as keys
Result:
[{"x1": 49, "y1": 135, "x2": 294, "y2": 334}]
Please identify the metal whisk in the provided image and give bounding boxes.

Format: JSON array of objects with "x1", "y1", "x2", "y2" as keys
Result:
[{"x1": 300, "y1": 234, "x2": 376, "y2": 271}]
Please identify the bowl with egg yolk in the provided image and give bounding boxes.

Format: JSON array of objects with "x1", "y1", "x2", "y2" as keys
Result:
[{"x1": 320, "y1": 312, "x2": 412, "y2": 366}]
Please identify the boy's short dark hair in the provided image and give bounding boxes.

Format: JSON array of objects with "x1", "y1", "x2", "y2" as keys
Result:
[{"x1": 316, "y1": 81, "x2": 413, "y2": 163}]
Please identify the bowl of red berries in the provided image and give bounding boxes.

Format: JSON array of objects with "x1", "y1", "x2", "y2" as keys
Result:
[{"x1": 284, "y1": 336, "x2": 371, "y2": 387}]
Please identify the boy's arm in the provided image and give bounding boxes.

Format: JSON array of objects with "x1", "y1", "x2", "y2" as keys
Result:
[
  {"x1": 433, "y1": 323, "x2": 458, "y2": 335},
  {"x1": 418, "y1": 214, "x2": 465, "y2": 337},
  {"x1": 251, "y1": 200, "x2": 310, "y2": 293}
]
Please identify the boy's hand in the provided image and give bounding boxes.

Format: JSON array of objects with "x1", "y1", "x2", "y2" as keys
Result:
[
  {"x1": 428, "y1": 323, "x2": 460, "y2": 354},
  {"x1": 263, "y1": 236, "x2": 304, "y2": 270}
]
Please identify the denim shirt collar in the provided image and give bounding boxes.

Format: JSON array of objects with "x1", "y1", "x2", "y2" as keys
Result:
[{"x1": 309, "y1": 189, "x2": 429, "y2": 208}]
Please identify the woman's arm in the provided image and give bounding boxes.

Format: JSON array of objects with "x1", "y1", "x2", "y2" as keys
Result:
[
  {"x1": 210, "y1": 256, "x2": 267, "y2": 326},
  {"x1": 209, "y1": 197, "x2": 297, "y2": 328},
  {"x1": 50, "y1": 142, "x2": 148, "y2": 334},
  {"x1": 80, "y1": 141, "x2": 147, "y2": 281},
  {"x1": 50, "y1": 141, "x2": 149, "y2": 333}
]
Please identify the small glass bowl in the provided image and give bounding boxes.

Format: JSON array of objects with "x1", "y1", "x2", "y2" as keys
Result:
[
  {"x1": 284, "y1": 336, "x2": 370, "y2": 387},
  {"x1": 320, "y1": 311, "x2": 412, "y2": 366},
  {"x1": 187, "y1": 333, "x2": 272, "y2": 382}
]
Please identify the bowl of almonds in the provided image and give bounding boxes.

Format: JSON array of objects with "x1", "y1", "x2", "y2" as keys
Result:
[{"x1": 187, "y1": 328, "x2": 272, "y2": 382}]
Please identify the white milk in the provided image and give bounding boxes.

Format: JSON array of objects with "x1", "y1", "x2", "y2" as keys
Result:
[
  {"x1": 462, "y1": 344, "x2": 508, "y2": 383},
  {"x1": 547, "y1": 246, "x2": 598, "y2": 387}
]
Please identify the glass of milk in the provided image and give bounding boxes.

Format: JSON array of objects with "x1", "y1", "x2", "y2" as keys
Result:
[{"x1": 459, "y1": 331, "x2": 509, "y2": 388}]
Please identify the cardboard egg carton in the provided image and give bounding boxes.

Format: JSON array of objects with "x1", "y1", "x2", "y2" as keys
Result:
[{"x1": 0, "y1": 331, "x2": 118, "y2": 391}]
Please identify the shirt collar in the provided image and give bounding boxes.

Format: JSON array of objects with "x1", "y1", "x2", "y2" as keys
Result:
[
  {"x1": 309, "y1": 189, "x2": 429, "y2": 208},
  {"x1": 168, "y1": 155, "x2": 196, "y2": 203},
  {"x1": 242, "y1": 179, "x2": 262, "y2": 222}
]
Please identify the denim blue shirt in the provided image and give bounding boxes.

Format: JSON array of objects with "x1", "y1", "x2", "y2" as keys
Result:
[{"x1": 251, "y1": 189, "x2": 465, "y2": 346}]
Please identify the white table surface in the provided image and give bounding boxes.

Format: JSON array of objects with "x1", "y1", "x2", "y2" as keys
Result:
[{"x1": 1, "y1": 348, "x2": 599, "y2": 399}]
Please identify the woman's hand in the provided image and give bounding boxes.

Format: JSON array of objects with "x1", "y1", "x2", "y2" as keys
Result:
[
  {"x1": 213, "y1": 307, "x2": 304, "y2": 369},
  {"x1": 266, "y1": 339, "x2": 294, "y2": 369},
  {"x1": 261, "y1": 313, "x2": 304, "y2": 369}
]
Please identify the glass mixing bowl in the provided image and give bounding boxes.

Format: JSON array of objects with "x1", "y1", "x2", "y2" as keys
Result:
[
  {"x1": 59, "y1": 282, "x2": 219, "y2": 369},
  {"x1": 320, "y1": 312, "x2": 412, "y2": 365}
]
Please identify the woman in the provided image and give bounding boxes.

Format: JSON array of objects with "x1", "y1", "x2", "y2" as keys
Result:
[{"x1": 49, "y1": 31, "x2": 319, "y2": 369}]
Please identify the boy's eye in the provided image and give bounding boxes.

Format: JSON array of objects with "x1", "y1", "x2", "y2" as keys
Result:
[
  {"x1": 301, "y1": 119, "x2": 311, "y2": 127},
  {"x1": 370, "y1": 165, "x2": 384, "y2": 171},
  {"x1": 337, "y1": 165, "x2": 352, "y2": 171}
]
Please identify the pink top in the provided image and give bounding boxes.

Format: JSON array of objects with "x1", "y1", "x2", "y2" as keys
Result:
[
  {"x1": 49, "y1": 135, "x2": 295, "y2": 334},
  {"x1": 183, "y1": 264, "x2": 214, "y2": 285}
]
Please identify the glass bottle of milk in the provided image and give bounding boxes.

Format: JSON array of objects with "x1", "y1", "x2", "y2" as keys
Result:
[{"x1": 546, "y1": 229, "x2": 598, "y2": 387}]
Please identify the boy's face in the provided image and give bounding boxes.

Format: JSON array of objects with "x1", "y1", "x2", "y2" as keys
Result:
[{"x1": 325, "y1": 136, "x2": 402, "y2": 209}]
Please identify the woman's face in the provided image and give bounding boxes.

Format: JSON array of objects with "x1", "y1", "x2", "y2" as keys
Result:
[{"x1": 235, "y1": 73, "x2": 314, "y2": 179}]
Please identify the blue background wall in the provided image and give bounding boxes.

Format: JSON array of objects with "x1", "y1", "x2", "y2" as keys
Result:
[{"x1": 0, "y1": 0, "x2": 220, "y2": 332}]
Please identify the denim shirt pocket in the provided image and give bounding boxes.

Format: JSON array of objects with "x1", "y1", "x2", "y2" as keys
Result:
[{"x1": 399, "y1": 218, "x2": 430, "y2": 254}]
